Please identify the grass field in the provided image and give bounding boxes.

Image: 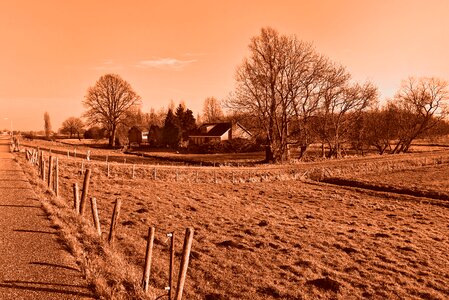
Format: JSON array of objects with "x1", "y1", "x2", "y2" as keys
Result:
[{"x1": 16, "y1": 140, "x2": 449, "y2": 300}]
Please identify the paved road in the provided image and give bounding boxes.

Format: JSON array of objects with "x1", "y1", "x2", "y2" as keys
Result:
[{"x1": 0, "y1": 136, "x2": 95, "y2": 299}]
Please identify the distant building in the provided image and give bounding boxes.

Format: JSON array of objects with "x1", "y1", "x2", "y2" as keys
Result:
[
  {"x1": 128, "y1": 126, "x2": 149, "y2": 146},
  {"x1": 189, "y1": 122, "x2": 252, "y2": 145}
]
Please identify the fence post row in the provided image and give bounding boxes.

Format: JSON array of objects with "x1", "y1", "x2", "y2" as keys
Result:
[{"x1": 20, "y1": 146, "x2": 207, "y2": 299}]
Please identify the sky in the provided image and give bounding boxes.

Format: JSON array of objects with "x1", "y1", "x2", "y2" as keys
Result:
[{"x1": 1, "y1": 0, "x2": 449, "y2": 131}]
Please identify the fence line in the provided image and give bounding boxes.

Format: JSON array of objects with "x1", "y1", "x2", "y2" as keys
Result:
[
  {"x1": 23, "y1": 146, "x2": 449, "y2": 185},
  {"x1": 24, "y1": 150, "x2": 196, "y2": 298}
]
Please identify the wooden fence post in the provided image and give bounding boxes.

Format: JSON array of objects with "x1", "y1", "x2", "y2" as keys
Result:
[
  {"x1": 168, "y1": 232, "x2": 175, "y2": 300},
  {"x1": 79, "y1": 169, "x2": 91, "y2": 215},
  {"x1": 153, "y1": 167, "x2": 157, "y2": 180},
  {"x1": 73, "y1": 183, "x2": 80, "y2": 213},
  {"x1": 107, "y1": 162, "x2": 110, "y2": 178},
  {"x1": 175, "y1": 228, "x2": 194, "y2": 300},
  {"x1": 42, "y1": 157, "x2": 46, "y2": 182},
  {"x1": 132, "y1": 164, "x2": 135, "y2": 179},
  {"x1": 38, "y1": 152, "x2": 41, "y2": 176},
  {"x1": 108, "y1": 198, "x2": 122, "y2": 244},
  {"x1": 90, "y1": 197, "x2": 102, "y2": 236},
  {"x1": 142, "y1": 226, "x2": 155, "y2": 292},
  {"x1": 38, "y1": 152, "x2": 42, "y2": 177},
  {"x1": 54, "y1": 157, "x2": 59, "y2": 196}
]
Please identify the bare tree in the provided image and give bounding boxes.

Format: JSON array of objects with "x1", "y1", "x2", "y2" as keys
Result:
[
  {"x1": 148, "y1": 107, "x2": 165, "y2": 127},
  {"x1": 202, "y1": 97, "x2": 224, "y2": 123},
  {"x1": 229, "y1": 27, "x2": 328, "y2": 162},
  {"x1": 83, "y1": 74, "x2": 141, "y2": 147},
  {"x1": 391, "y1": 77, "x2": 449, "y2": 153},
  {"x1": 44, "y1": 112, "x2": 52, "y2": 138},
  {"x1": 60, "y1": 117, "x2": 84, "y2": 138},
  {"x1": 315, "y1": 64, "x2": 378, "y2": 158}
]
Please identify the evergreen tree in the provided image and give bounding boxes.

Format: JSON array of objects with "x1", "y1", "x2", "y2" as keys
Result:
[
  {"x1": 175, "y1": 104, "x2": 197, "y2": 140},
  {"x1": 162, "y1": 109, "x2": 180, "y2": 147},
  {"x1": 181, "y1": 109, "x2": 197, "y2": 139}
]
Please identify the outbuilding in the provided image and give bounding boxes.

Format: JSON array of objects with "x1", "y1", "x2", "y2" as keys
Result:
[
  {"x1": 128, "y1": 126, "x2": 149, "y2": 146},
  {"x1": 189, "y1": 122, "x2": 252, "y2": 145}
]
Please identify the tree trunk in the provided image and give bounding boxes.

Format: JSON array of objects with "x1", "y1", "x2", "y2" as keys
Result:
[
  {"x1": 380, "y1": 144, "x2": 388, "y2": 155},
  {"x1": 391, "y1": 141, "x2": 402, "y2": 154},
  {"x1": 403, "y1": 140, "x2": 412, "y2": 153},
  {"x1": 298, "y1": 145, "x2": 308, "y2": 160},
  {"x1": 110, "y1": 125, "x2": 117, "y2": 148},
  {"x1": 265, "y1": 145, "x2": 274, "y2": 163}
]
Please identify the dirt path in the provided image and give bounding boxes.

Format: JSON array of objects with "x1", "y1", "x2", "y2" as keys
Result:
[{"x1": 0, "y1": 136, "x2": 95, "y2": 299}]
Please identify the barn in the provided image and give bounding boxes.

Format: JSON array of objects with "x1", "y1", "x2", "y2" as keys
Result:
[{"x1": 128, "y1": 126, "x2": 149, "y2": 146}]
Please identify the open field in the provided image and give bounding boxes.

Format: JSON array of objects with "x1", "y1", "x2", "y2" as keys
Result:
[
  {"x1": 16, "y1": 144, "x2": 449, "y2": 299},
  {"x1": 322, "y1": 159, "x2": 449, "y2": 202},
  {"x1": 337, "y1": 163, "x2": 449, "y2": 193}
]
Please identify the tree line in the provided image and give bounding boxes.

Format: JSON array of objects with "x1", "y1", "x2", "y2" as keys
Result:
[
  {"x1": 41, "y1": 27, "x2": 449, "y2": 163},
  {"x1": 53, "y1": 73, "x2": 227, "y2": 148},
  {"x1": 227, "y1": 27, "x2": 449, "y2": 162}
]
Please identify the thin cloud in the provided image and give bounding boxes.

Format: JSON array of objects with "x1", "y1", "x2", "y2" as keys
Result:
[
  {"x1": 91, "y1": 60, "x2": 122, "y2": 71},
  {"x1": 183, "y1": 52, "x2": 208, "y2": 57},
  {"x1": 136, "y1": 57, "x2": 197, "y2": 69}
]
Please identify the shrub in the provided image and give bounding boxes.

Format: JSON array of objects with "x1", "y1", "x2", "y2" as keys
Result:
[
  {"x1": 84, "y1": 127, "x2": 106, "y2": 139},
  {"x1": 188, "y1": 138, "x2": 261, "y2": 154}
]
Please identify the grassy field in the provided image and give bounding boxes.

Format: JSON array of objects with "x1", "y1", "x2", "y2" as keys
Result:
[
  {"x1": 16, "y1": 140, "x2": 449, "y2": 300},
  {"x1": 21, "y1": 138, "x2": 266, "y2": 165},
  {"x1": 337, "y1": 163, "x2": 449, "y2": 193}
]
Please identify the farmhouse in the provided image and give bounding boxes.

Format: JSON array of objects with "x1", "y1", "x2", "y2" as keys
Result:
[
  {"x1": 189, "y1": 122, "x2": 252, "y2": 145},
  {"x1": 128, "y1": 126, "x2": 149, "y2": 146}
]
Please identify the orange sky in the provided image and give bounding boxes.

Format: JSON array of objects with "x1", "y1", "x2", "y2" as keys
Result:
[{"x1": 1, "y1": 0, "x2": 449, "y2": 131}]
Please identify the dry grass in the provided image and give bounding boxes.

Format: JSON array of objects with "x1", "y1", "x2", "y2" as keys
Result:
[
  {"x1": 17, "y1": 155, "x2": 158, "y2": 300},
  {"x1": 344, "y1": 163, "x2": 449, "y2": 193},
  {"x1": 17, "y1": 147, "x2": 449, "y2": 299}
]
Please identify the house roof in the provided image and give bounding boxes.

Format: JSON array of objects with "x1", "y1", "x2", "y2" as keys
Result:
[
  {"x1": 129, "y1": 125, "x2": 149, "y2": 133},
  {"x1": 190, "y1": 122, "x2": 231, "y2": 137}
]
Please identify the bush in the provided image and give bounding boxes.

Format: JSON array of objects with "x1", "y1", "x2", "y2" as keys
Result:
[
  {"x1": 188, "y1": 138, "x2": 261, "y2": 154},
  {"x1": 84, "y1": 127, "x2": 106, "y2": 139}
]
